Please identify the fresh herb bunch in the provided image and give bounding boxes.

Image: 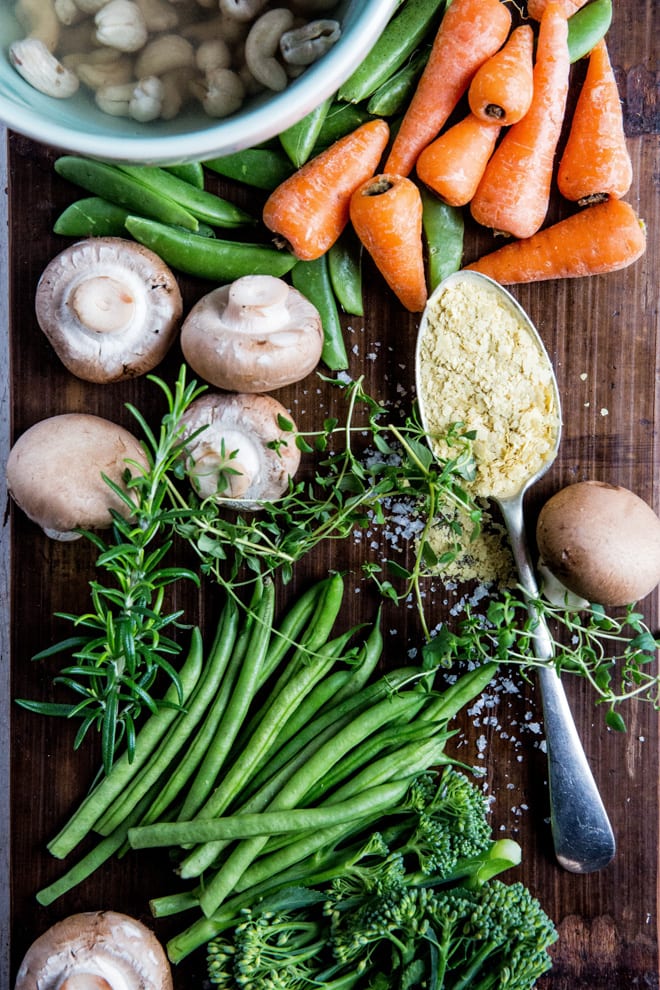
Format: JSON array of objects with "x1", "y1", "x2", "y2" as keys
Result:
[
  {"x1": 423, "y1": 592, "x2": 660, "y2": 731},
  {"x1": 17, "y1": 373, "x2": 206, "y2": 773}
]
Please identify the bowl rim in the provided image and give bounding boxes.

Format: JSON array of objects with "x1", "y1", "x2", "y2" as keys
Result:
[{"x1": 0, "y1": 0, "x2": 400, "y2": 164}]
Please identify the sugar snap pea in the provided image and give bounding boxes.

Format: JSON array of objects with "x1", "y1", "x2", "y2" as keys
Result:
[
  {"x1": 327, "y1": 228, "x2": 364, "y2": 317},
  {"x1": 312, "y1": 101, "x2": 375, "y2": 153},
  {"x1": 54, "y1": 156, "x2": 200, "y2": 232},
  {"x1": 279, "y1": 95, "x2": 333, "y2": 168},
  {"x1": 366, "y1": 46, "x2": 430, "y2": 117},
  {"x1": 116, "y1": 163, "x2": 255, "y2": 228},
  {"x1": 421, "y1": 187, "x2": 464, "y2": 290},
  {"x1": 164, "y1": 161, "x2": 205, "y2": 188},
  {"x1": 204, "y1": 148, "x2": 295, "y2": 191},
  {"x1": 291, "y1": 256, "x2": 349, "y2": 371},
  {"x1": 568, "y1": 0, "x2": 612, "y2": 62},
  {"x1": 338, "y1": 0, "x2": 447, "y2": 104},
  {"x1": 53, "y1": 196, "x2": 216, "y2": 239},
  {"x1": 124, "y1": 215, "x2": 296, "y2": 281}
]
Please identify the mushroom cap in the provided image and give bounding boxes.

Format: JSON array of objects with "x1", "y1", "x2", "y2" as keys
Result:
[
  {"x1": 180, "y1": 392, "x2": 301, "y2": 507},
  {"x1": 14, "y1": 910, "x2": 173, "y2": 990},
  {"x1": 180, "y1": 274, "x2": 323, "y2": 393},
  {"x1": 35, "y1": 237, "x2": 182, "y2": 383},
  {"x1": 536, "y1": 479, "x2": 660, "y2": 606},
  {"x1": 6, "y1": 413, "x2": 148, "y2": 540}
]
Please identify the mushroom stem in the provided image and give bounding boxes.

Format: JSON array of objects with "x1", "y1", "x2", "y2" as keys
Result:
[
  {"x1": 57, "y1": 975, "x2": 114, "y2": 989},
  {"x1": 189, "y1": 427, "x2": 261, "y2": 499},
  {"x1": 70, "y1": 275, "x2": 137, "y2": 334},
  {"x1": 223, "y1": 273, "x2": 291, "y2": 332}
]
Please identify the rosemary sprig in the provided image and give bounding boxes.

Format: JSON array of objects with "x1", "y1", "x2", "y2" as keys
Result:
[
  {"x1": 17, "y1": 371, "x2": 206, "y2": 773},
  {"x1": 422, "y1": 591, "x2": 660, "y2": 730}
]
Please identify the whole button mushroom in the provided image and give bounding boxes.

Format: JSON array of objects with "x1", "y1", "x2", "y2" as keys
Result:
[
  {"x1": 180, "y1": 392, "x2": 301, "y2": 508},
  {"x1": 14, "y1": 910, "x2": 173, "y2": 989},
  {"x1": 180, "y1": 274, "x2": 324, "y2": 393},
  {"x1": 35, "y1": 237, "x2": 183, "y2": 383},
  {"x1": 6, "y1": 413, "x2": 148, "y2": 540},
  {"x1": 536, "y1": 479, "x2": 660, "y2": 606}
]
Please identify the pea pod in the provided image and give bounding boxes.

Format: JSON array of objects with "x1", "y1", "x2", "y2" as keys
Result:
[
  {"x1": 366, "y1": 47, "x2": 430, "y2": 117},
  {"x1": 567, "y1": 0, "x2": 613, "y2": 62},
  {"x1": 421, "y1": 188, "x2": 464, "y2": 291},
  {"x1": 279, "y1": 96, "x2": 333, "y2": 168},
  {"x1": 338, "y1": 0, "x2": 447, "y2": 104},
  {"x1": 292, "y1": 256, "x2": 348, "y2": 371},
  {"x1": 54, "y1": 156, "x2": 200, "y2": 232},
  {"x1": 312, "y1": 102, "x2": 375, "y2": 153},
  {"x1": 204, "y1": 149, "x2": 295, "y2": 191},
  {"x1": 53, "y1": 196, "x2": 216, "y2": 239},
  {"x1": 165, "y1": 162, "x2": 205, "y2": 188},
  {"x1": 116, "y1": 163, "x2": 255, "y2": 228},
  {"x1": 327, "y1": 229, "x2": 364, "y2": 317},
  {"x1": 124, "y1": 215, "x2": 296, "y2": 281}
]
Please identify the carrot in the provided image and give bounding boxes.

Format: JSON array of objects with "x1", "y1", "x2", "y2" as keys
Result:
[
  {"x1": 557, "y1": 39, "x2": 633, "y2": 204},
  {"x1": 262, "y1": 118, "x2": 390, "y2": 261},
  {"x1": 349, "y1": 174, "x2": 427, "y2": 312},
  {"x1": 527, "y1": 0, "x2": 587, "y2": 18},
  {"x1": 416, "y1": 113, "x2": 501, "y2": 207},
  {"x1": 465, "y1": 198, "x2": 646, "y2": 283},
  {"x1": 383, "y1": 0, "x2": 512, "y2": 178},
  {"x1": 470, "y1": 2, "x2": 570, "y2": 239},
  {"x1": 468, "y1": 24, "x2": 535, "y2": 125}
]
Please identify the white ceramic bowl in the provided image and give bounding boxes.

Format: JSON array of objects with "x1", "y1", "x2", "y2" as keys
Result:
[{"x1": 0, "y1": 1, "x2": 398, "y2": 164}]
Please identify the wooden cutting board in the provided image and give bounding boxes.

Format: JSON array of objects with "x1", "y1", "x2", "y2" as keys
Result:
[{"x1": 1, "y1": 3, "x2": 658, "y2": 986}]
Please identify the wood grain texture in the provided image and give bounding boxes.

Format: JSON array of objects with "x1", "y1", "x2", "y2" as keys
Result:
[{"x1": 4, "y1": 2, "x2": 659, "y2": 986}]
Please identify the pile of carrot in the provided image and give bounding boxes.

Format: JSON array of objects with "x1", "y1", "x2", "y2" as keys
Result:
[{"x1": 261, "y1": 0, "x2": 644, "y2": 305}]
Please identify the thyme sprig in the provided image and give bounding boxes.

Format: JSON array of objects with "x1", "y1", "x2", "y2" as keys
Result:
[
  {"x1": 423, "y1": 592, "x2": 660, "y2": 730},
  {"x1": 17, "y1": 372, "x2": 206, "y2": 773}
]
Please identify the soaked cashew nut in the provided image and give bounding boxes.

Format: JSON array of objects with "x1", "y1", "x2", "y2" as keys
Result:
[
  {"x1": 135, "y1": 0, "x2": 180, "y2": 31},
  {"x1": 95, "y1": 0, "x2": 148, "y2": 52},
  {"x1": 94, "y1": 79, "x2": 132, "y2": 114},
  {"x1": 196, "y1": 38, "x2": 231, "y2": 73},
  {"x1": 280, "y1": 18, "x2": 340, "y2": 66},
  {"x1": 9, "y1": 37, "x2": 80, "y2": 96},
  {"x1": 219, "y1": 0, "x2": 268, "y2": 21},
  {"x1": 75, "y1": 0, "x2": 114, "y2": 12},
  {"x1": 14, "y1": 0, "x2": 60, "y2": 52},
  {"x1": 129, "y1": 74, "x2": 163, "y2": 119},
  {"x1": 244, "y1": 8, "x2": 294, "y2": 92},
  {"x1": 159, "y1": 64, "x2": 197, "y2": 118},
  {"x1": 135, "y1": 33, "x2": 194, "y2": 76},
  {"x1": 191, "y1": 66, "x2": 245, "y2": 116},
  {"x1": 54, "y1": 0, "x2": 86, "y2": 27},
  {"x1": 74, "y1": 49, "x2": 135, "y2": 90}
]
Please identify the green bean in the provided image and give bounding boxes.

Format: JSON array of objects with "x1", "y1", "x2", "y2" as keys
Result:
[
  {"x1": 94, "y1": 603, "x2": 242, "y2": 836},
  {"x1": 129, "y1": 778, "x2": 410, "y2": 849},
  {"x1": 258, "y1": 576, "x2": 338, "y2": 687},
  {"x1": 421, "y1": 187, "x2": 464, "y2": 290},
  {"x1": 568, "y1": 0, "x2": 612, "y2": 62},
  {"x1": 196, "y1": 691, "x2": 423, "y2": 916},
  {"x1": 366, "y1": 47, "x2": 430, "y2": 117},
  {"x1": 420, "y1": 661, "x2": 499, "y2": 725},
  {"x1": 165, "y1": 161, "x2": 204, "y2": 188},
  {"x1": 116, "y1": 163, "x2": 255, "y2": 228},
  {"x1": 124, "y1": 215, "x2": 296, "y2": 281},
  {"x1": 338, "y1": 0, "x2": 447, "y2": 104},
  {"x1": 54, "y1": 156, "x2": 200, "y2": 232},
  {"x1": 327, "y1": 228, "x2": 364, "y2": 317},
  {"x1": 279, "y1": 95, "x2": 333, "y2": 168},
  {"x1": 46, "y1": 629, "x2": 204, "y2": 860},
  {"x1": 312, "y1": 101, "x2": 375, "y2": 152},
  {"x1": 203, "y1": 148, "x2": 295, "y2": 191},
  {"x1": 292, "y1": 256, "x2": 348, "y2": 371}
]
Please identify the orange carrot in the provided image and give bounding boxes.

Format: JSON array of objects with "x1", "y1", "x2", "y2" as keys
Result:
[
  {"x1": 465, "y1": 198, "x2": 646, "y2": 283},
  {"x1": 470, "y1": 2, "x2": 570, "y2": 239},
  {"x1": 527, "y1": 0, "x2": 586, "y2": 18},
  {"x1": 383, "y1": 0, "x2": 512, "y2": 178},
  {"x1": 468, "y1": 24, "x2": 535, "y2": 125},
  {"x1": 416, "y1": 113, "x2": 501, "y2": 207},
  {"x1": 349, "y1": 174, "x2": 427, "y2": 312},
  {"x1": 262, "y1": 118, "x2": 390, "y2": 261},
  {"x1": 557, "y1": 38, "x2": 633, "y2": 204}
]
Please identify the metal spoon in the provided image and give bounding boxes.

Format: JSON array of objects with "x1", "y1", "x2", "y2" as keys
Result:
[{"x1": 415, "y1": 270, "x2": 615, "y2": 874}]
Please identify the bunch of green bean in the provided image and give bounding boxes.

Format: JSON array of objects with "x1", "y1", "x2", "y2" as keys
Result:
[{"x1": 36, "y1": 571, "x2": 497, "y2": 964}]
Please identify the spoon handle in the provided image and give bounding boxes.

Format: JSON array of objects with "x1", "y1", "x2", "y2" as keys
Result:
[{"x1": 500, "y1": 496, "x2": 616, "y2": 873}]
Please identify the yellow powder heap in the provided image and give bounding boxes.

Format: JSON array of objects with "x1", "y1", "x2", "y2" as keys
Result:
[{"x1": 418, "y1": 278, "x2": 559, "y2": 500}]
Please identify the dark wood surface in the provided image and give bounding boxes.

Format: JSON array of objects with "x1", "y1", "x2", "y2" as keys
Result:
[{"x1": 3, "y1": 4, "x2": 659, "y2": 986}]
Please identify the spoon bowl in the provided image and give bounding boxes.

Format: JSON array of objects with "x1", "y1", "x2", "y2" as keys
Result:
[{"x1": 415, "y1": 270, "x2": 615, "y2": 874}]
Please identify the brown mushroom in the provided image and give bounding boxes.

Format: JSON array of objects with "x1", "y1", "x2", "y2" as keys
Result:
[
  {"x1": 6, "y1": 413, "x2": 148, "y2": 540},
  {"x1": 179, "y1": 392, "x2": 301, "y2": 507},
  {"x1": 536, "y1": 479, "x2": 660, "y2": 606},
  {"x1": 35, "y1": 237, "x2": 183, "y2": 383},
  {"x1": 180, "y1": 274, "x2": 323, "y2": 393},
  {"x1": 14, "y1": 910, "x2": 173, "y2": 989}
]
